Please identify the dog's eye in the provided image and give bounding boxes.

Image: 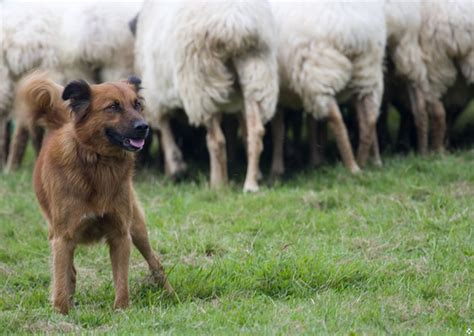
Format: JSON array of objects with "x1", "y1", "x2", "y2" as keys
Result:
[
  {"x1": 134, "y1": 99, "x2": 142, "y2": 110},
  {"x1": 107, "y1": 101, "x2": 122, "y2": 112}
]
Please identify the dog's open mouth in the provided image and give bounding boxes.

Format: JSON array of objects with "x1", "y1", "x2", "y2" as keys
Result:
[{"x1": 106, "y1": 129, "x2": 147, "y2": 152}]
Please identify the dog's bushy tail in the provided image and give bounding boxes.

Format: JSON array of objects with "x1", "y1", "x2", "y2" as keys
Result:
[{"x1": 13, "y1": 71, "x2": 69, "y2": 131}]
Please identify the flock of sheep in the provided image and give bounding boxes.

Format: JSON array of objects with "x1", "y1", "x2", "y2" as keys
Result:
[{"x1": 1, "y1": 0, "x2": 473, "y2": 192}]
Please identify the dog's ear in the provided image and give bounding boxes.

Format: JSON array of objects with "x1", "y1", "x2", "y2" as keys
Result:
[
  {"x1": 62, "y1": 80, "x2": 91, "y2": 121},
  {"x1": 129, "y1": 14, "x2": 139, "y2": 36},
  {"x1": 127, "y1": 75, "x2": 142, "y2": 92}
]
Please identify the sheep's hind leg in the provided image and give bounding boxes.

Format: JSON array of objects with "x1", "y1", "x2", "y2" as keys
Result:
[
  {"x1": 206, "y1": 114, "x2": 228, "y2": 189},
  {"x1": 5, "y1": 123, "x2": 29, "y2": 172},
  {"x1": 270, "y1": 108, "x2": 285, "y2": 179},
  {"x1": 308, "y1": 116, "x2": 327, "y2": 168},
  {"x1": 327, "y1": 99, "x2": 360, "y2": 173},
  {"x1": 239, "y1": 112, "x2": 263, "y2": 183},
  {"x1": 429, "y1": 99, "x2": 446, "y2": 153},
  {"x1": 356, "y1": 94, "x2": 378, "y2": 167},
  {"x1": 158, "y1": 116, "x2": 187, "y2": 180},
  {"x1": 371, "y1": 128, "x2": 382, "y2": 167},
  {"x1": 408, "y1": 84, "x2": 428, "y2": 155},
  {"x1": 0, "y1": 114, "x2": 7, "y2": 170},
  {"x1": 242, "y1": 100, "x2": 265, "y2": 192},
  {"x1": 31, "y1": 125, "x2": 44, "y2": 156}
]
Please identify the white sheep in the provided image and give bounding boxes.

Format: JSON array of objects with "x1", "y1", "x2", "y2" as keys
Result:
[
  {"x1": 419, "y1": 0, "x2": 474, "y2": 152},
  {"x1": 135, "y1": 0, "x2": 279, "y2": 192},
  {"x1": 3, "y1": 2, "x2": 139, "y2": 171},
  {"x1": 384, "y1": 0, "x2": 430, "y2": 154},
  {"x1": 1, "y1": 4, "x2": 61, "y2": 169},
  {"x1": 269, "y1": 1, "x2": 386, "y2": 177}
]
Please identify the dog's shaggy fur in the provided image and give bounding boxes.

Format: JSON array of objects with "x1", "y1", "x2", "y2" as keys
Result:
[{"x1": 15, "y1": 72, "x2": 173, "y2": 314}]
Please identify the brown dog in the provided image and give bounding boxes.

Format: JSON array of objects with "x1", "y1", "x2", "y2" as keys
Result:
[{"x1": 15, "y1": 72, "x2": 173, "y2": 314}]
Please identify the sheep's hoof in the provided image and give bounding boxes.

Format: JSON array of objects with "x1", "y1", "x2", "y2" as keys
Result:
[
  {"x1": 167, "y1": 163, "x2": 187, "y2": 182},
  {"x1": 269, "y1": 169, "x2": 284, "y2": 183},
  {"x1": 373, "y1": 159, "x2": 383, "y2": 167},
  {"x1": 243, "y1": 181, "x2": 259, "y2": 193},
  {"x1": 350, "y1": 164, "x2": 361, "y2": 174}
]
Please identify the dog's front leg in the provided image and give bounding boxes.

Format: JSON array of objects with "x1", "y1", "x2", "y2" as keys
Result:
[
  {"x1": 51, "y1": 236, "x2": 75, "y2": 314},
  {"x1": 108, "y1": 232, "x2": 131, "y2": 310}
]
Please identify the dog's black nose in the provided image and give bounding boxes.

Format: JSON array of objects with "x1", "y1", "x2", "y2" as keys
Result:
[{"x1": 134, "y1": 120, "x2": 149, "y2": 131}]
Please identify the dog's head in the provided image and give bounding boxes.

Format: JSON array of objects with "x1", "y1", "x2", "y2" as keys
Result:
[{"x1": 62, "y1": 76, "x2": 148, "y2": 156}]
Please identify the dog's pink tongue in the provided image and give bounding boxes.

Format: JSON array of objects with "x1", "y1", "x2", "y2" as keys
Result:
[{"x1": 130, "y1": 138, "x2": 145, "y2": 148}]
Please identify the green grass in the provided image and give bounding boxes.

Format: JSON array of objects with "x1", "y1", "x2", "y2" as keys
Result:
[{"x1": 1, "y1": 146, "x2": 473, "y2": 334}]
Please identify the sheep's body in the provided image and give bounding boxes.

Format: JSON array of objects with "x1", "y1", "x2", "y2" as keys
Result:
[
  {"x1": 60, "y1": 3, "x2": 138, "y2": 83},
  {"x1": 135, "y1": 0, "x2": 279, "y2": 191},
  {"x1": 418, "y1": 0, "x2": 474, "y2": 151},
  {"x1": 2, "y1": 2, "x2": 139, "y2": 171},
  {"x1": 385, "y1": 1, "x2": 427, "y2": 90},
  {"x1": 383, "y1": 0, "x2": 430, "y2": 154},
  {"x1": 1, "y1": 4, "x2": 62, "y2": 169},
  {"x1": 269, "y1": 1, "x2": 386, "y2": 176},
  {"x1": 420, "y1": 0, "x2": 474, "y2": 100}
]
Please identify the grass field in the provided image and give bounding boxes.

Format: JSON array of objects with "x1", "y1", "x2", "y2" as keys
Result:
[{"x1": 0, "y1": 146, "x2": 473, "y2": 334}]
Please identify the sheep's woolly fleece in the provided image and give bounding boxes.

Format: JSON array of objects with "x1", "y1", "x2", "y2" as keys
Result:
[
  {"x1": 419, "y1": 0, "x2": 474, "y2": 101},
  {"x1": 270, "y1": 1, "x2": 386, "y2": 118},
  {"x1": 135, "y1": 0, "x2": 278, "y2": 127}
]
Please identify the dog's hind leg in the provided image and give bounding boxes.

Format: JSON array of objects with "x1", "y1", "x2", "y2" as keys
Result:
[{"x1": 130, "y1": 201, "x2": 174, "y2": 295}]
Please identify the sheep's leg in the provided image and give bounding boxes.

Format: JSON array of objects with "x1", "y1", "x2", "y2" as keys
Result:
[
  {"x1": 308, "y1": 116, "x2": 327, "y2": 168},
  {"x1": 288, "y1": 109, "x2": 304, "y2": 164},
  {"x1": 0, "y1": 114, "x2": 7, "y2": 169},
  {"x1": 223, "y1": 116, "x2": 238, "y2": 166},
  {"x1": 5, "y1": 123, "x2": 29, "y2": 172},
  {"x1": 270, "y1": 108, "x2": 285, "y2": 179},
  {"x1": 371, "y1": 128, "x2": 382, "y2": 167},
  {"x1": 238, "y1": 113, "x2": 247, "y2": 152},
  {"x1": 407, "y1": 84, "x2": 428, "y2": 155},
  {"x1": 429, "y1": 99, "x2": 446, "y2": 153},
  {"x1": 206, "y1": 114, "x2": 228, "y2": 189},
  {"x1": 327, "y1": 100, "x2": 360, "y2": 173},
  {"x1": 158, "y1": 116, "x2": 187, "y2": 179},
  {"x1": 356, "y1": 95, "x2": 378, "y2": 167},
  {"x1": 239, "y1": 111, "x2": 262, "y2": 182},
  {"x1": 31, "y1": 126, "x2": 44, "y2": 156},
  {"x1": 242, "y1": 101, "x2": 265, "y2": 192},
  {"x1": 376, "y1": 99, "x2": 391, "y2": 152}
]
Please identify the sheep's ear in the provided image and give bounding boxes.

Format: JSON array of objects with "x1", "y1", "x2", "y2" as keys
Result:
[
  {"x1": 127, "y1": 75, "x2": 142, "y2": 92},
  {"x1": 129, "y1": 14, "x2": 139, "y2": 36},
  {"x1": 62, "y1": 80, "x2": 91, "y2": 121}
]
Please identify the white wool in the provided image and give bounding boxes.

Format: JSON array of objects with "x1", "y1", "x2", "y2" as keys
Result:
[
  {"x1": 135, "y1": 0, "x2": 278, "y2": 127},
  {"x1": 60, "y1": 2, "x2": 139, "y2": 82},
  {"x1": 420, "y1": 0, "x2": 474, "y2": 100},
  {"x1": 2, "y1": 5, "x2": 62, "y2": 79},
  {"x1": 384, "y1": 0, "x2": 427, "y2": 91},
  {"x1": 270, "y1": 1, "x2": 386, "y2": 118},
  {"x1": 0, "y1": 2, "x2": 139, "y2": 116}
]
